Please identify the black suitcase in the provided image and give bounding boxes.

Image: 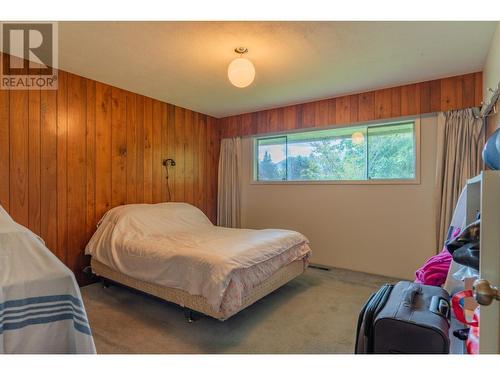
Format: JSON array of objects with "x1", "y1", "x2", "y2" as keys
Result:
[{"x1": 355, "y1": 281, "x2": 451, "y2": 354}]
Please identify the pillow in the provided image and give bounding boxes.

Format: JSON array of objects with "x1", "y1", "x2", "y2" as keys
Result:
[{"x1": 99, "y1": 202, "x2": 213, "y2": 234}]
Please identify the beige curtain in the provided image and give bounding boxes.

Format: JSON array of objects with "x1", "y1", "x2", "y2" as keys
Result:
[
  {"x1": 217, "y1": 137, "x2": 242, "y2": 228},
  {"x1": 435, "y1": 108, "x2": 485, "y2": 249}
]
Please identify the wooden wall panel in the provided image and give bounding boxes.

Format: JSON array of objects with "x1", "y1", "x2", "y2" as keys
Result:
[
  {"x1": 219, "y1": 72, "x2": 483, "y2": 138},
  {"x1": 349, "y1": 95, "x2": 359, "y2": 123},
  {"x1": 160, "y1": 103, "x2": 169, "y2": 202},
  {"x1": 111, "y1": 88, "x2": 127, "y2": 207},
  {"x1": 95, "y1": 82, "x2": 112, "y2": 224},
  {"x1": 239, "y1": 112, "x2": 251, "y2": 136},
  {"x1": 302, "y1": 102, "x2": 315, "y2": 128},
  {"x1": 206, "y1": 117, "x2": 219, "y2": 224},
  {"x1": 143, "y1": 97, "x2": 153, "y2": 203},
  {"x1": 358, "y1": 92, "x2": 374, "y2": 122},
  {"x1": 269, "y1": 108, "x2": 280, "y2": 132},
  {"x1": 196, "y1": 114, "x2": 207, "y2": 213},
  {"x1": 440, "y1": 76, "x2": 458, "y2": 111},
  {"x1": 419, "y1": 81, "x2": 431, "y2": 114},
  {"x1": 429, "y1": 80, "x2": 442, "y2": 112},
  {"x1": 0, "y1": 89, "x2": 9, "y2": 211},
  {"x1": 184, "y1": 110, "x2": 194, "y2": 205},
  {"x1": 401, "y1": 84, "x2": 420, "y2": 116},
  {"x1": 67, "y1": 73, "x2": 87, "y2": 274},
  {"x1": 462, "y1": 74, "x2": 475, "y2": 108},
  {"x1": 283, "y1": 106, "x2": 297, "y2": 131},
  {"x1": 56, "y1": 71, "x2": 68, "y2": 263},
  {"x1": 474, "y1": 72, "x2": 483, "y2": 107},
  {"x1": 165, "y1": 104, "x2": 176, "y2": 202},
  {"x1": 327, "y1": 100, "x2": 336, "y2": 125},
  {"x1": 335, "y1": 96, "x2": 350, "y2": 124},
  {"x1": 391, "y1": 87, "x2": 402, "y2": 118},
  {"x1": 85, "y1": 81, "x2": 96, "y2": 242},
  {"x1": 135, "y1": 95, "x2": 145, "y2": 203},
  {"x1": 10, "y1": 90, "x2": 29, "y2": 227},
  {"x1": 126, "y1": 92, "x2": 137, "y2": 204},
  {"x1": 375, "y1": 88, "x2": 392, "y2": 120},
  {"x1": 40, "y1": 89, "x2": 57, "y2": 252},
  {"x1": 0, "y1": 53, "x2": 220, "y2": 284},
  {"x1": 174, "y1": 106, "x2": 185, "y2": 203},
  {"x1": 152, "y1": 100, "x2": 163, "y2": 203},
  {"x1": 28, "y1": 88, "x2": 41, "y2": 234}
]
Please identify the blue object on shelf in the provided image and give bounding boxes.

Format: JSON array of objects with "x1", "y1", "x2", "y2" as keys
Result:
[{"x1": 483, "y1": 128, "x2": 500, "y2": 170}]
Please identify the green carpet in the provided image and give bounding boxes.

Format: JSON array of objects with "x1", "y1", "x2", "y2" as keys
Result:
[{"x1": 80, "y1": 267, "x2": 397, "y2": 354}]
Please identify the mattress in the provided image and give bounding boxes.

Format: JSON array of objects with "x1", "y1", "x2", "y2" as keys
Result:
[{"x1": 85, "y1": 203, "x2": 312, "y2": 316}]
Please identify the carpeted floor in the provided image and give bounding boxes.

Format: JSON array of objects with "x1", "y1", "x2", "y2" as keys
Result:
[{"x1": 80, "y1": 267, "x2": 397, "y2": 354}]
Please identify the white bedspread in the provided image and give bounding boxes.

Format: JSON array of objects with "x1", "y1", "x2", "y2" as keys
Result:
[
  {"x1": 85, "y1": 203, "x2": 310, "y2": 312},
  {"x1": 0, "y1": 206, "x2": 96, "y2": 354}
]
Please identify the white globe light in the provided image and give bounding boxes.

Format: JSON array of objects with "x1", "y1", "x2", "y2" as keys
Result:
[
  {"x1": 351, "y1": 131, "x2": 365, "y2": 145},
  {"x1": 227, "y1": 57, "x2": 255, "y2": 88}
]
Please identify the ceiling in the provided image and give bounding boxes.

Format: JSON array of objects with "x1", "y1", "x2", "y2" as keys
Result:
[{"x1": 55, "y1": 21, "x2": 496, "y2": 118}]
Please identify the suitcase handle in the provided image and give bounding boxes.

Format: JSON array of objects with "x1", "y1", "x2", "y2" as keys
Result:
[
  {"x1": 429, "y1": 295, "x2": 451, "y2": 320},
  {"x1": 403, "y1": 284, "x2": 421, "y2": 306}
]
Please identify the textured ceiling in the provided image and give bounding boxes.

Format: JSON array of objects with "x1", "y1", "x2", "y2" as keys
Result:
[{"x1": 54, "y1": 21, "x2": 496, "y2": 117}]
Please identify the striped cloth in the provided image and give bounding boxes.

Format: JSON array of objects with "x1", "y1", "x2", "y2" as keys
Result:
[
  {"x1": 0, "y1": 294, "x2": 92, "y2": 336},
  {"x1": 0, "y1": 206, "x2": 96, "y2": 354}
]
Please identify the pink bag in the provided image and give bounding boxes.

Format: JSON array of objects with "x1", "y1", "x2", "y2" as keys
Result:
[
  {"x1": 414, "y1": 248, "x2": 452, "y2": 286},
  {"x1": 414, "y1": 227, "x2": 461, "y2": 286}
]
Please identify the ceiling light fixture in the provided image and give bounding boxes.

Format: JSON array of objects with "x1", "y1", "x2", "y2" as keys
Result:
[{"x1": 227, "y1": 47, "x2": 255, "y2": 88}]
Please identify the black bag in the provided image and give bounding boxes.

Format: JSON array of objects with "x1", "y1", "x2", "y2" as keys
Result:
[
  {"x1": 355, "y1": 281, "x2": 451, "y2": 354},
  {"x1": 446, "y1": 219, "x2": 480, "y2": 255},
  {"x1": 446, "y1": 219, "x2": 480, "y2": 271}
]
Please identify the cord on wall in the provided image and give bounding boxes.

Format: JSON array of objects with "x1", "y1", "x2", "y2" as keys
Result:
[{"x1": 162, "y1": 159, "x2": 176, "y2": 201}]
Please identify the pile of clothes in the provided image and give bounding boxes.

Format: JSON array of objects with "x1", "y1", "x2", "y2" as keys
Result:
[
  {"x1": 415, "y1": 184, "x2": 482, "y2": 288},
  {"x1": 414, "y1": 188, "x2": 474, "y2": 286},
  {"x1": 414, "y1": 227, "x2": 460, "y2": 286},
  {"x1": 413, "y1": 187, "x2": 481, "y2": 355}
]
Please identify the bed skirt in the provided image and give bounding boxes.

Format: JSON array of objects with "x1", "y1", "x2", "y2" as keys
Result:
[{"x1": 90, "y1": 258, "x2": 307, "y2": 321}]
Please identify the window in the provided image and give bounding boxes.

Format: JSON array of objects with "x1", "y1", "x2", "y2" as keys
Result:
[{"x1": 254, "y1": 121, "x2": 418, "y2": 182}]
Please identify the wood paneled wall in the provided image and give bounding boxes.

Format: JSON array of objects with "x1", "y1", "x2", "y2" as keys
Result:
[
  {"x1": 0, "y1": 63, "x2": 220, "y2": 284},
  {"x1": 218, "y1": 72, "x2": 483, "y2": 138}
]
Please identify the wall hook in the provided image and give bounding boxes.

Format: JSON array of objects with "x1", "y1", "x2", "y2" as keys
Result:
[{"x1": 162, "y1": 159, "x2": 176, "y2": 167}]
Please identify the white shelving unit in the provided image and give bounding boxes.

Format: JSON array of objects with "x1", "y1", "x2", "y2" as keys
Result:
[{"x1": 444, "y1": 170, "x2": 500, "y2": 354}]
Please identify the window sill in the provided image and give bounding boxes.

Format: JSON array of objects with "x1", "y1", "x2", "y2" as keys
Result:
[{"x1": 250, "y1": 178, "x2": 421, "y2": 186}]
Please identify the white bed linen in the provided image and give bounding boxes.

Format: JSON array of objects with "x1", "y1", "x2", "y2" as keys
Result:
[
  {"x1": 85, "y1": 203, "x2": 310, "y2": 312},
  {"x1": 0, "y1": 206, "x2": 96, "y2": 354}
]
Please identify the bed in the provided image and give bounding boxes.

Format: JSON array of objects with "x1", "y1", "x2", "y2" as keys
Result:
[
  {"x1": 0, "y1": 206, "x2": 96, "y2": 354},
  {"x1": 85, "y1": 203, "x2": 311, "y2": 320}
]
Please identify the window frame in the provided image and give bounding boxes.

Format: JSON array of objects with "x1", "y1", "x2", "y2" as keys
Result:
[{"x1": 252, "y1": 118, "x2": 421, "y2": 185}]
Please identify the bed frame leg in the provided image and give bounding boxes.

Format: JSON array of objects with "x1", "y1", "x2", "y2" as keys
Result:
[
  {"x1": 184, "y1": 308, "x2": 195, "y2": 323},
  {"x1": 101, "y1": 278, "x2": 110, "y2": 289}
]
